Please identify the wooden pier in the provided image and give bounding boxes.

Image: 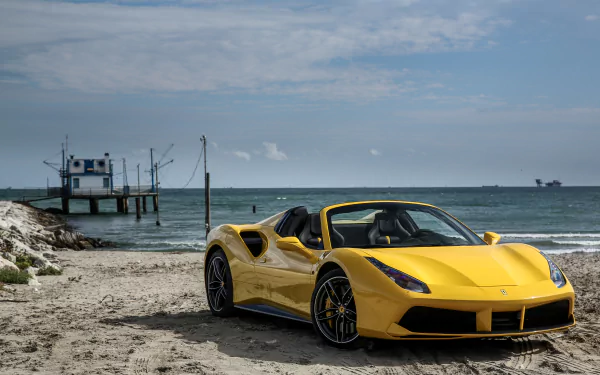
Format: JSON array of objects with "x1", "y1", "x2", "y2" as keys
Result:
[{"x1": 55, "y1": 189, "x2": 158, "y2": 215}]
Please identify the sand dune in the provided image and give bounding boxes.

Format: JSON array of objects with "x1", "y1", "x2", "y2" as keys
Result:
[{"x1": 1, "y1": 250, "x2": 599, "y2": 375}]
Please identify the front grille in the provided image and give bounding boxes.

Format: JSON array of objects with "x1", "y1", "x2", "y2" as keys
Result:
[
  {"x1": 523, "y1": 300, "x2": 571, "y2": 330},
  {"x1": 399, "y1": 307, "x2": 476, "y2": 334},
  {"x1": 492, "y1": 311, "x2": 521, "y2": 331}
]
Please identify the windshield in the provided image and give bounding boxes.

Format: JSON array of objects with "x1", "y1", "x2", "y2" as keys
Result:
[{"x1": 326, "y1": 202, "x2": 485, "y2": 249}]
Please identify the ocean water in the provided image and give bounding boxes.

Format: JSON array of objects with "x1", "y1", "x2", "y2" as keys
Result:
[{"x1": 2, "y1": 187, "x2": 600, "y2": 253}]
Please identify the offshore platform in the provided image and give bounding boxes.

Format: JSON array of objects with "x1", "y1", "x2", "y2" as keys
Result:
[{"x1": 535, "y1": 179, "x2": 563, "y2": 187}]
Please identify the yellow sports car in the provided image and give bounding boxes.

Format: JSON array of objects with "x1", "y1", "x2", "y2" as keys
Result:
[{"x1": 204, "y1": 200, "x2": 575, "y2": 348}]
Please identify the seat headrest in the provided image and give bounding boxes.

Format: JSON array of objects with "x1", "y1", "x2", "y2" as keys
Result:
[
  {"x1": 291, "y1": 206, "x2": 308, "y2": 217},
  {"x1": 373, "y1": 212, "x2": 400, "y2": 234}
]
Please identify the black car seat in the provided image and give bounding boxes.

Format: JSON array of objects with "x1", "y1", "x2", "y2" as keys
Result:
[
  {"x1": 299, "y1": 214, "x2": 346, "y2": 249},
  {"x1": 368, "y1": 212, "x2": 411, "y2": 245},
  {"x1": 299, "y1": 214, "x2": 323, "y2": 248},
  {"x1": 277, "y1": 206, "x2": 309, "y2": 237}
]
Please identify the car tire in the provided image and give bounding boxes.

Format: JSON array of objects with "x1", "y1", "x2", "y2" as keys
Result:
[
  {"x1": 311, "y1": 268, "x2": 361, "y2": 349},
  {"x1": 205, "y1": 249, "x2": 236, "y2": 317}
]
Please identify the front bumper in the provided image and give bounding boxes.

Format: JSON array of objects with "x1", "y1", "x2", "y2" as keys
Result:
[
  {"x1": 386, "y1": 299, "x2": 575, "y2": 339},
  {"x1": 354, "y1": 281, "x2": 576, "y2": 340}
]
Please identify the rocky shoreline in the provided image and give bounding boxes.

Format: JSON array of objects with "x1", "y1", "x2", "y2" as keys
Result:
[{"x1": 0, "y1": 201, "x2": 113, "y2": 286}]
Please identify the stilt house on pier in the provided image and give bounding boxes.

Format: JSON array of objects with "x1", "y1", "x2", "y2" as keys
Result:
[{"x1": 38, "y1": 145, "x2": 160, "y2": 214}]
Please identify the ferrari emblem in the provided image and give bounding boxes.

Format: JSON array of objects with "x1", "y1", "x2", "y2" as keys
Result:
[{"x1": 501, "y1": 289, "x2": 508, "y2": 296}]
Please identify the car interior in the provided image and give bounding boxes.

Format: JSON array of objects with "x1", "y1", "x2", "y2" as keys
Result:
[
  {"x1": 275, "y1": 205, "x2": 443, "y2": 250},
  {"x1": 275, "y1": 206, "x2": 344, "y2": 249},
  {"x1": 332, "y1": 210, "x2": 421, "y2": 247},
  {"x1": 274, "y1": 204, "x2": 476, "y2": 251}
]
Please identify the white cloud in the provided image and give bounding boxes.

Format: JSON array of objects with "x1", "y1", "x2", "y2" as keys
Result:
[
  {"x1": 395, "y1": 107, "x2": 600, "y2": 126},
  {"x1": 370, "y1": 149, "x2": 382, "y2": 156},
  {"x1": 426, "y1": 83, "x2": 445, "y2": 89},
  {"x1": 263, "y1": 142, "x2": 288, "y2": 161},
  {"x1": 211, "y1": 142, "x2": 219, "y2": 149},
  {"x1": 415, "y1": 93, "x2": 505, "y2": 107},
  {"x1": 232, "y1": 150, "x2": 251, "y2": 161},
  {"x1": 0, "y1": 0, "x2": 511, "y2": 100},
  {"x1": 585, "y1": 15, "x2": 598, "y2": 21}
]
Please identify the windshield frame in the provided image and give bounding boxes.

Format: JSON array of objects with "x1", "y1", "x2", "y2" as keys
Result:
[{"x1": 322, "y1": 201, "x2": 485, "y2": 250}]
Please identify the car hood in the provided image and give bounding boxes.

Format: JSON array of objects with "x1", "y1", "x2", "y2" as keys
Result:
[{"x1": 361, "y1": 243, "x2": 550, "y2": 287}]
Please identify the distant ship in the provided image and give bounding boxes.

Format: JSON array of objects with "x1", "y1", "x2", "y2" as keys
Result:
[{"x1": 536, "y1": 179, "x2": 562, "y2": 187}]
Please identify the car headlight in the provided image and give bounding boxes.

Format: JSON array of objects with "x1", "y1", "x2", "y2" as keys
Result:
[
  {"x1": 365, "y1": 257, "x2": 431, "y2": 294},
  {"x1": 541, "y1": 252, "x2": 566, "y2": 288}
]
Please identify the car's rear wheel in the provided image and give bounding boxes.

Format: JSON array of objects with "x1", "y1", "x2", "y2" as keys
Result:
[
  {"x1": 311, "y1": 269, "x2": 360, "y2": 348},
  {"x1": 205, "y1": 249, "x2": 235, "y2": 316}
]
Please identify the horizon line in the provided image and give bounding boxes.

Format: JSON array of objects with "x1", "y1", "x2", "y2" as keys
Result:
[{"x1": 2, "y1": 185, "x2": 600, "y2": 190}]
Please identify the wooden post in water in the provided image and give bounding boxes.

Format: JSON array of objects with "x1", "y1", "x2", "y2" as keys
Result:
[
  {"x1": 205, "y1": 172, "x2": 211, "y2": 238},
  {"x1": 123, "y1": 198, "x2": 129, "y2": 214},
  {"x1": 61, "y1": 198, "x2": 70, "y2": 214},
  {"x1": 116, "y1": 198, "x2": 123, "y2": 213},
  {"x1": 142, "y1": 196, "x2": 147, "y2": 213},
  {"x1": 202, "y1": 135, "x2": 211, "y2": 239},
  {"x1": 135, "y1": 197, "x2": 141, "y2": 220},
  {"x1": 155, "y1": 162, "x2": 160, "y2": 226}
]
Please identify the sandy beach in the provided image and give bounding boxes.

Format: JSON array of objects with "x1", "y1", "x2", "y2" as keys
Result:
[{"x1": 1, "y1": 250, "x2": 599, "y2": 375}]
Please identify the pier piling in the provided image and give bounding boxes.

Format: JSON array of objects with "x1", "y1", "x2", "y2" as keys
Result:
[
  {"x1": 89, "y1": 199, "x2": 99, "y2": 214},
  {"x1": 123, "y1": 198, "x2": 129, "y2": 214},
  {"x1": 142, "y1": 197, "x2": 147, "y2": 213},
  {"x1": 153, "y1": 196, "x2": 158, "y2": 212},
  {"x1": 135, "y1": 198, "x2": 141, "y2": 219},
  {"x1": 116, "y1": 198, "x2": 123, "y2": 213},
  {"x1": 61, "y1": 198, "x2": 70, "y2": 214}
]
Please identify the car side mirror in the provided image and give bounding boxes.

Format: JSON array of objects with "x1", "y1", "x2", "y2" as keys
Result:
[
  {"x1": 484, "y1": 232, "x2": 501, "y2": 245},
  {"x1": 276, "y1": 237, "x2": 319, "y2": 264}
]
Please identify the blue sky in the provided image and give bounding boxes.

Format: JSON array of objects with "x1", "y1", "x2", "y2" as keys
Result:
[{"x1": 1, "y1": 0, "x2": 599, "y2": 188}]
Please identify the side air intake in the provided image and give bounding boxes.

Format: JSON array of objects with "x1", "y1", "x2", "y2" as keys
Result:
[{"x1": 240, "y1": 231, "x2": 266, "y2": 257}]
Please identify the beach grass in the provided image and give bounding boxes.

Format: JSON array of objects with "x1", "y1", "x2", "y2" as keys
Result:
[
  {"x1": 14, "y1": 254, "x2": 34, "y2": 270},
  {"x1": 37, "y1": 266, "x2": 63, "y2": 276},
  {"x1": 0, "y1": 268, "x2": 31, "y2": 284}
]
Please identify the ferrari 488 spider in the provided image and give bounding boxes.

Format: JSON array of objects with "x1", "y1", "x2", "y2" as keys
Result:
[{"x1": 204, "y1": 201, "x2": 575, "y2": 348}]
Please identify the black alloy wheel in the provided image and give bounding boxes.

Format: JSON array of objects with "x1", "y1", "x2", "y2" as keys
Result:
[
  {"x1": 311, "y1": 268, "x2": 360, "y2": 348},
  {"x1": 205, "y1": 249, "x2": 235, "y2": 316}
]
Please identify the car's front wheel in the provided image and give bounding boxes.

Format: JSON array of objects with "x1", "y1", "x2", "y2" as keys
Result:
[
  {"x1": 205, "y1": 249, "x2": 235, "y2": 316},
  {"x1": 311, "y1": 269, "x2": 360, "y2": 348}
]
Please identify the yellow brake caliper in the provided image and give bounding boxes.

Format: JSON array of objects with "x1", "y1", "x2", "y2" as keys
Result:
[{"x1": 325, "y1": 297, "x2": 334, "y2": 328}]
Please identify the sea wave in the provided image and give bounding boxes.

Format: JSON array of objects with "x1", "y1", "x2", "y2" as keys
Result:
[
  {"x1": 526, "y1": 239, "x2": 600, "y2": 248},
  {"x1": 553, "y1": 240, "x2": 600, "y2": 246},
  {"x1": 541, "y1": 248, "x2": 600, "y2": 254},
  {"x1": 117, "y1": 239, "x2": 207, "y2": 251},
  {"x1": 500, "y1": 233, "x2": 600, "y2": 239}
]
